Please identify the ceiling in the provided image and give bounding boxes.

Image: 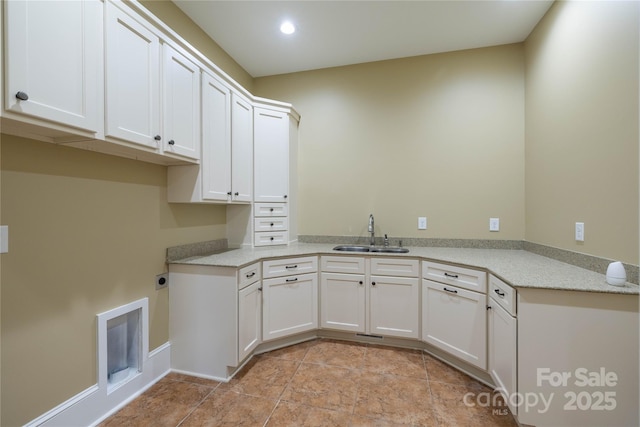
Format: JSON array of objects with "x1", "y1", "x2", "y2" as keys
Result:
[{"x1": 173, "y1": 0, "x2": 554, "y2": 78}]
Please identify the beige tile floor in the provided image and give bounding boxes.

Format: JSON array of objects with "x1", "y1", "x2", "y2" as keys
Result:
[{"x1": 101, "y1": 339, "x2": 518, "y2": 426}]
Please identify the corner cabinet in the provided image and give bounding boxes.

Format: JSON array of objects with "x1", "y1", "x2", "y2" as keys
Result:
[
  {"x1": 2, "y1": 0, "x2": 103, "y2": 137},
  {"x1": 262, "y1": 257, "x2": 318, "y2": 341},
  {"x1": 422, "y1": 261, "x2": 487, "y2": 370},
  {"x1": 253, "y1": 106, "x2": 299, "y2": 246}
]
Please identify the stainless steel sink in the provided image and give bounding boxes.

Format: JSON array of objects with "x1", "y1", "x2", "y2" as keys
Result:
[
  {"x1": 332, "y1": 245, "x2": 409, "y2": 253},
  {"x1": 369, "y1": 246, "x2": 409, "y2": 253},
  {"x1": 332, "y1": 245, "x2": 371, "y2": 252}
]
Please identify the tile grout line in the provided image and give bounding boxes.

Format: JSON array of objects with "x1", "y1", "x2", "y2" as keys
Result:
[{"x1": 174, "y1": 381, "x2": 219, "y2": 427}]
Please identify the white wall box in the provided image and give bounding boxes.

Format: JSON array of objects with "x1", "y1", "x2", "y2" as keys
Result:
[
  {"x1": 2, "y1": 0, "x2": 104, "y2": 140},
  {"x1": 320, "y1": 256, "x2": 420, "y2": 339},
  {"x1": 422, "y1": 263, "x2": 487, "y2": 370},
  {"x1": 487, "y1": 275, "x2": 517, "y2": 417}
]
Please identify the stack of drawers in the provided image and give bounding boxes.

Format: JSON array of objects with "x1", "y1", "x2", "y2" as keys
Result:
[{"x1": 254, "y1": 203, "x2": 288, "y2": 246}]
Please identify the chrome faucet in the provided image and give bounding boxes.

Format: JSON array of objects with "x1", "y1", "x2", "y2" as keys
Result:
[{"x1": 368, "y1": 214, "x2": 375, "y2": 246}]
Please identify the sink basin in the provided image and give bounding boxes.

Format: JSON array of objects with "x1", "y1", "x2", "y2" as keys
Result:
[
  {"x1": 369, "y1": 246, "x2": 409, "y2": 253},
  {"x1": 332, "y1": 245, "x2": 409, "y2": 254},
  {"x1": 332, "y1": 245, "x2": 371, "y2": 252}
]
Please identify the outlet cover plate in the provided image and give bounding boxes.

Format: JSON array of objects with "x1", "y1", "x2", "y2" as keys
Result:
[{"x1": 489, "y1": 218, "x2": 500, "y2": 232}]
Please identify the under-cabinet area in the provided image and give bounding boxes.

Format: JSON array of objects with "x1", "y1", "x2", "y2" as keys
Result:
[{"x1": 168, "y1": 247, "x2": 639, "y2": 427}]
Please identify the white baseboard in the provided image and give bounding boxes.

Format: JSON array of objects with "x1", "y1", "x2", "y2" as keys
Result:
[{"x1": 25, "y1": 342, "x2": 171, "y2": 427}]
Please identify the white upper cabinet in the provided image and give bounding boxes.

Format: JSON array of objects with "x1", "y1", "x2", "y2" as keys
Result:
[
  {"x1": 253, "y1": 108, "x2": 290, "y2": 203},
  {"x1": 4, "y1": 0, "x2": 103, "y2": 133},
  {"x1": 230, "y1": 93, "x2": 253, "y2": 202},
  {"x1": 105, "y1": 3, "x2": 160, "y2": 150},
  {"x1": 162, "y1": 44, "x2": 200, "y2": 160},
  {"x1": 201, "y1": 71, "x2": 232, "y2": 201}
]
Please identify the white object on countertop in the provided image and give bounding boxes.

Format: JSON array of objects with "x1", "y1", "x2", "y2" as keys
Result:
[{"x1": 606, "y1": 261, "x2": 627, "y2": 286}]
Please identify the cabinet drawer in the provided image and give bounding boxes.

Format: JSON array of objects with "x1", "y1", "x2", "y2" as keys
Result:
[
  {"x1": 254, "y1": 217, "x2": 288, "y2": 232},
  {"x1": 254, "y1": 231, "x2": 288, "y2": 247},
  {"x1": 238, "y1": 262, "x2": 261, "y2": 290},
  {"x1": 263, "y1": 256, "x2": 318, "y2": 279},
  {"x1": 254, "y1": 203, "x2": 288, "y2": 217},
  {"x1": 321, "y1": 256, "x2": 366, "y2": 274},
  {"x1": 422, "y1": 261, "x2": 486, "y2": 293},
  {"x1": 371, "y1": 258, "x2": 419, "y2": 278},
  {"x1": 489, "y1": 274, "x2": 516, "y2": 316}
]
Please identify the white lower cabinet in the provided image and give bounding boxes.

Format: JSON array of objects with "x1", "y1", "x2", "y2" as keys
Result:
[
  {"x1": 263, "y1": 272, "x2": 318, "y2": 341},
  {"x1": 488, "y1": 274, "x2": 517, "y2": 416},
  {"x1": 168, "y1": 262, "x2": 261, "y2": 380},
  {"x1": 422, "y1": 274, "x2": 487, "y2": 370},
  {"x1": 262, "y1": 256, "x2": 318, "y2": 341},
  {"x1": 238, "y1": 280, "x2": 262, "y2": 362},
  {"x1": 320, "y1": 256, "x2": 419, "y2": 339}
]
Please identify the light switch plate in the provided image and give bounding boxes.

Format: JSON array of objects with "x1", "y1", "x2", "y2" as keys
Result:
[
  {"x1": 489, "y1": 218, "x2": 500, "y2": 232},
  {"x1": 418, "y1": 217, "x2": 427, "y2": 230},
  {"x1": 575, "y1": 222, "x2": 585, "y2": 241}
]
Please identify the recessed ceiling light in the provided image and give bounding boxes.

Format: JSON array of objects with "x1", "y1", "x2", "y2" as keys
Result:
[{"x1": 280, "y1": 21, "x2": 295, "y2": 35}]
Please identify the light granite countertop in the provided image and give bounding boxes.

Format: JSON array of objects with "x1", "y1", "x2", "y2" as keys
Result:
[{"x1": 169, "y1": 243, "x2": 639, "y2": 295}]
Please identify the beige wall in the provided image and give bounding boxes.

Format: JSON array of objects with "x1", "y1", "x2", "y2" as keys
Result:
[
  {"x1": 139, "y1": 0, "x2": 254, "y2": 91},
  {"x1": 525, "y1": 0, "x2": 639, "y2": 265},
  {"x1": 254, "y1": 45, "x2": 526, "y2": 241},
  {"x1": 0, "y1": 135, "x2": 226, "y2": 425}
]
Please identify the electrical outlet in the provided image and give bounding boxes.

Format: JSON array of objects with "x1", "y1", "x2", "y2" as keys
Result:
[
  {"x1": 418, "y1": 217, "x2": 427, "y2": 230},
  {"x1": 575, "y1": 222, "x2": 584, "y2": 242},
  {"x1": 156, "y1": 273, "x2": 169, "y2": 290},
  {"x1": 489, "y1": 218, "x2": 500, "y2": 232}
]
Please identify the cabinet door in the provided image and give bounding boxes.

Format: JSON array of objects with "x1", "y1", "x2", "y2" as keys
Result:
[
  {"x1": 105, "y1": 3, "x2": 160, "y2": 149},
  {"x1": 369, "y1": 276, "x2": 419, "y2": 339},
  {"x1": 422, "y1": 280, "x2": 487, "y2": 369},
  {"x1": 201, "y1": 72, "x2": 231, "y2": 201},
  {"x1": 4, "y1": 0, "x2": 102, "y2": 132},
  {"x1": 231, "y1": 93, "x2": 253, "y2": 202},
  {"x1": 253, "y1": 108, "x2": 289, "y2": 203},
  {"x1": 320, "y1": 273, "x2": 366, "y2": 333},
  {"x1": 488, "y1": 300, "x2": 517, "y2": 416},
  {"x1": 262, "y1": 273, "x2": 318, "y2": 341},
  {"x1": 238, "y1": 281, "x2": 262, "y2": 363},
  {"x1": 162, "y1": 45, "x2": 200, "y2": 160}
]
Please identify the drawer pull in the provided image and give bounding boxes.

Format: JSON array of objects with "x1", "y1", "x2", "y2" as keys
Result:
[
  {"x1": 443, "y1": 287, "x2": 458, "y2": 294},
  {"x1": 285, "y1": 265, "x2": 298, "y2": 270},
  {"x1": 494, "y1": 289, "x2": 505, "y2": 297},
  {"x1": 286, "y1": 277, "x2": 298, "y2": 283},
  {"x1": 258, "y1": 287, "x2": 263, "y2": 291},
  {"x1": 444, "y1": 272, "x2": 459, "y2": 279},
  {"x1": 246, "y1": 272, "x2": 256, "y2": 279}
]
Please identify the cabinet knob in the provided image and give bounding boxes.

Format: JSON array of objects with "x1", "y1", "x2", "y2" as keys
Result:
[
  {"x1": 270, "y1": 237, "x2": 274, "y2": 241},
  {"x1": 371, "y1": 281, "x2": 376, "y2": 286},
  {"x1": 270, "y1": 208, "x2": 274, "y2": 212},
  {"x1": 283, "y1": 195, "x2": 288, "y2": 199},
  {"x1": 168, "y1": 140, "x2": 175, "y2": 145},
  {"x1": 359, "y1": 281, "x2": 363, "y2": 285},
  {"x1": 258, "y1": 287, "x2": 263, "y2": 291},
  {"x1": 486, "y1": 305, "x2": 492, "y2": 310},
  {"x1": 227, "y1": 191, "x2": 232, "y2": 196},
  {"x1": 270, "y1": 223, "x2": 274, "y2": 227},
  {"x1": 234, "y1": 192, "x2": 239, "y2": 196},
  {"x1": 15, "y1": 91, "x2": 29, "y2": 101},
  {"x1": 154, "y1": 135, "x2": 161, "y2": 141}
]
